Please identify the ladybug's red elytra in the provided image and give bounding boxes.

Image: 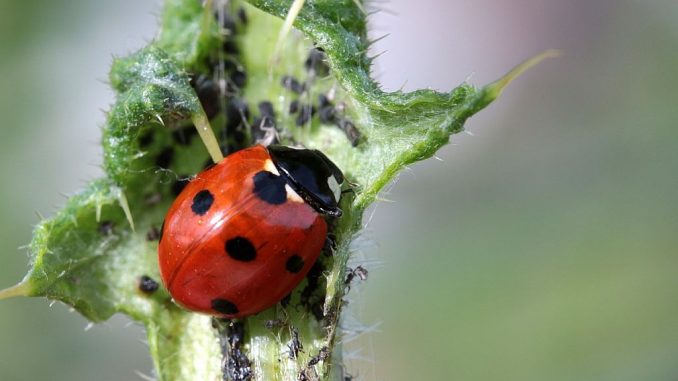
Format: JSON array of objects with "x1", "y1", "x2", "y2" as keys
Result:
[{"x1": 158, "y1": 145, "x2": 344, "y2": 318}]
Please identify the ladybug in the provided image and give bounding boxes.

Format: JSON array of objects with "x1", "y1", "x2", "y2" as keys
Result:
[{"x1": 158, "y1": 145, "x2": 344, "y2": 318}]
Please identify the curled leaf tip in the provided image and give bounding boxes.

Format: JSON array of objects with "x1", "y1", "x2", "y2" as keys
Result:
[
  {"x1": 0, "y1": 281, "x2": 30, "y2": 300},
  {"x1": 486, "y1": 49, "x2": 562, "y2": 98}
]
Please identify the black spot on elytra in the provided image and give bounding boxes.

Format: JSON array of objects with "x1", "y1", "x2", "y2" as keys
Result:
[
  {"x1": 286, "y1": 255, "x2": 305, "y2": 273},
  {"x1": 211, "y1": 298, "x2": 239, "y2": 315},
  {"x1": 156, "y1": 147, "x2": 174, "y2": 168},
  {"x1": 138, "y1": 275, "x2": 159, "y2": 294},
  {"x1": 225, "y1": 236, "x2": 257, "y2": 262},
  {"x1": 281, "y1": 75, "x2": 304, "y2": 93},
  {"x1": 253, "y1": 171, "x2": 287, "y2": 205},
  {"x1": 296, "y1": 104, "x2": 316, "y2": 126},
  {"x1": 191, "y1": 189, "x2": 214, "y2": 216}
]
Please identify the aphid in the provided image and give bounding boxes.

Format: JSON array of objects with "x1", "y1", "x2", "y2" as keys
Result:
[
  {"x1": 138, "y1": 275, "x2": 160, "y2": 294},
  {"x1": 281, "y1": 75, "x2": 305, "y2": 93},
  {"x1": 289, "y1": 99, "x2": 300, "y2": 114},
  {"x1": 336, "y1": 119, "x2": 361, "y2": 147},
  {"x1": 296, "y1": 104, "x2": 316, "y2": 126},
  {"x1": 307, "y1": 346, "x2": 330, "y2": 366},
  {"x1": 98, "y1": 221, "x2": 115, "y2": 236},
  {"x1": 146, "y1": 226, "x2": 162, "y2": 241},
  {"x1": 190, "y1": 75, "x2": 221, "y2": 119},
  {"x1": 156, "y1": 147, "x2": 175, "y2": 169},
  {"x1": 287, "y1": 328, "x2": 303, "y2": 359},
  {"x1": 305, "y1": 47, "x2": 329, "y2": 76},
  {"x1": 318, "y1": 106, "x2": 336, "y2": 124}
]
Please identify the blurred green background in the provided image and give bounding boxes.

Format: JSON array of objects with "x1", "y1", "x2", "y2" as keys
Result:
[{"x1": 1, "y1": 1, "x2": 677, "y2": 380}]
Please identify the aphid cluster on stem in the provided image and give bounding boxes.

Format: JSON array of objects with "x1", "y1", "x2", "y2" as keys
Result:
[
  {"x1": 214, "y1": 319, "x2": 253, "y2": 381},
  {"x1": 280, "y1": 47, "x2": 363, "y2": 146},
  {"x1": 297, "y1": 346, "x2": 332, "y2": 381}
]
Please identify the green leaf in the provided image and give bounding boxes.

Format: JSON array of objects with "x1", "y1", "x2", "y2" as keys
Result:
[{"x1": 1, "y1": 0, "x2": 549, "y2": 379}]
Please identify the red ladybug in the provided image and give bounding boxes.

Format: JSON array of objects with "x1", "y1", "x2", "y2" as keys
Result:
[{"x1": 158, "y1": 145, "x2": 344, "y2": 318}]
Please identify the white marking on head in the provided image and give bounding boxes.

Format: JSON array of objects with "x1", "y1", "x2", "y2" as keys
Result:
[
  {"x1": 285, "y1": 184, "x2": 304, "y2": 203},
  {"x1": 263, "y1": 159, "x2": 280, "y2": 175},
  {"x1": 327, "y1": 175, "x2": 342, "y2": 203}
]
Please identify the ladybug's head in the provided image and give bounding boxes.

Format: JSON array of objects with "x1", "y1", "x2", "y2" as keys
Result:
[{"x1": 268, "y1": 145, "x2": 344, "y2": 217}]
